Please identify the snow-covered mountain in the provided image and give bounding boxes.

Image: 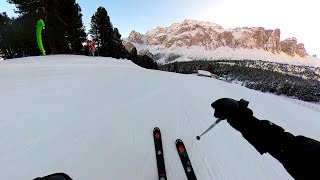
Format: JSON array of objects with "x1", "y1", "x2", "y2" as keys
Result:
[
  {"x1": 123, "y1": 19, "x2": 320, "y2": 67},
  {"x1": 1, "y1": 55, "x2": 320, "y2": 180}
]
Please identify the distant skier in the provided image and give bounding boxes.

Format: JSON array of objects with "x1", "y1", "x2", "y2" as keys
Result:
[{"x1": 211, "y1": 98, "x2": 320, "y2": 180}]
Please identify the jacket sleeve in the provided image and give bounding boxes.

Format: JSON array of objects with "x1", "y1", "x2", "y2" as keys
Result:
[{"x1": 228, "y1": 115, "x2": 320, "y2": 180}]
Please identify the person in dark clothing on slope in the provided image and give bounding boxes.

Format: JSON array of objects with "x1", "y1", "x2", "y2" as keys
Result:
[{"x1": 211, "y1": 98, "x2": 320, "y2": 180}]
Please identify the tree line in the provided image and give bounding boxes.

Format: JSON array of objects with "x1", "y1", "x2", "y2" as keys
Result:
[
  {"x1": 160, "y1": 60, "x2": 320, "y2": 102},
  {"x1": 0, "y1": 0, "x2": 157, "y2": 69}
]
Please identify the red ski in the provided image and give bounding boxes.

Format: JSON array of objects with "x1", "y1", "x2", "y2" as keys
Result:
[
  {"x1": 153, "y1": 127, "x2": 167, "y2": 180},
  {"x1": 176, "y1": 139, "x2": 197, "y2": 180}
]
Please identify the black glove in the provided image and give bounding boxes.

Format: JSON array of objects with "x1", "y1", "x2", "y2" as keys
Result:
[
  {"x1": 211, "y1": 98, "x2": 252, "y2": 120},
  {"x1": 34, "y1": 173, "x2": 72, "y2": 180},
  {"x1": 211, "y1": 98, "x2": 254, "y2": 131}
]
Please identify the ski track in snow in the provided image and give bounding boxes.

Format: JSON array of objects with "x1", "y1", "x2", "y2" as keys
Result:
[
  {"x1": 279, "y1": 96, "x2": 320, "y2": 113},
  {"x1": 204, "y1": 157, "x2": 215, "y2": 179},
  {"x1": 184, "y1": 111, "x2": 191, "y2": 124},
  {"x1": 0, "y1": 55, "x2": 318, "y2": 180},
  {"x1": 131, "y1": 127, "x2": 135, "y2": 146}
]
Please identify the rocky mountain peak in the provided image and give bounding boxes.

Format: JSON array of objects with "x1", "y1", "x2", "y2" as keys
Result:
[
  {"x1": 125, "y1": 19, "x2": 314, "y2": 59},
  {"x1": 128, "y1": 31, "x2": 144, "y2": 45}
]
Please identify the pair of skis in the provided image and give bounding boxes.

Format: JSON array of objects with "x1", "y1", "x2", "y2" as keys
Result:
[{"x1": 153, "y1": 127, "x2": 197, "y2": 180}]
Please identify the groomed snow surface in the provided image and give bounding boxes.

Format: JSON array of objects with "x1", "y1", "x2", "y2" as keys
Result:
[{"x1": 0, "y1": 55, "x2": 319, "y2": 180}]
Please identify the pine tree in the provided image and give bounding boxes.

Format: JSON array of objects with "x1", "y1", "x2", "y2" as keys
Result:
[
  {"x1": 110, "y1": 27, "x2": 128, "y2": 59},
  {"x1": 12, "y1": 14, "x2": 39, "y2": 57},
  {"x1": 0, "y1": 11, "x2": 39, "y2": 58},
  {"x1": 7, "y1": 0, "x2": 66, "y2": 54},
  {"x1": 60, "y1": 1, "x2": 86, "y2": 54},
  {"x1": 7, "y1": 0, "x2": 43, "y2": 16},
  {"x1": 4, "y1": 0, "x2": 41, "y2": 57},
  {"x1": 0, "y1": 12, "x2": 13, "y2": 58},
  {"x1": 139, "y1": 55, "x2": 158, "y2": 70},
  {"x1": 129, "y1": 47, "x2": 138, "y2": 61},
  {"x1": 89, "y1": 7, "x2": 114, "y2": 57},
  {"x1": 7, "y1": 0, "x2": 87, "y2": 55},
  {"x1": 42, "y1": 0, "x2": 70, "y2": 54}
]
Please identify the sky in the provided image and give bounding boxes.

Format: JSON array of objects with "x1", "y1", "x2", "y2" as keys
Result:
[{"x1": 0, "y1": 0, "x2": 319, "y2": 56}]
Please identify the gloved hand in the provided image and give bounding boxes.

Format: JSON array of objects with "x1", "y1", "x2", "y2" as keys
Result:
[
  {"x1": 211, "y1": 98, "x2": 253, "y2": 121},
  {"x1": 33, "y1": 173, "x2": 72, "y2": 180}
]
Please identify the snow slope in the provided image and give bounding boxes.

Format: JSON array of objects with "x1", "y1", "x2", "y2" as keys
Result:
[{"x1": 0, "y1": 55, "x2": 319, "y2": 180}]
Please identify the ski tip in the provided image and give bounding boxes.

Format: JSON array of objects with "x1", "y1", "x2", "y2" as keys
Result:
[{"x1": 175, "y1": 139, "x2": 183, "y2": 144}]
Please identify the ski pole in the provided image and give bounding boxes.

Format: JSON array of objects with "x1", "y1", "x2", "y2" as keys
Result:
[{"x1": 196, "y1": 118, "x2": 222, "y2": 140}]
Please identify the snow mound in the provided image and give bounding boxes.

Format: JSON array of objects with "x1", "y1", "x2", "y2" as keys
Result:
[{"x1": 198, "y1": 70, "x2": 211, "y2": 77}]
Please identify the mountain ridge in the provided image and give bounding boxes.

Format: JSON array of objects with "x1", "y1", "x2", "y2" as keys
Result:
[{"x1": 123, "y1": 19, "x2": 319, "y2": 67}]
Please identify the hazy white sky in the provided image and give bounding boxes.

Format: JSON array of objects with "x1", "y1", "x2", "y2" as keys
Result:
[
  {"x1": 1, "y1": 0, "x2": 319, "y2": 56},
  {"x1": 195, "y1": 0, "x2": 319, "y2": 56}
]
